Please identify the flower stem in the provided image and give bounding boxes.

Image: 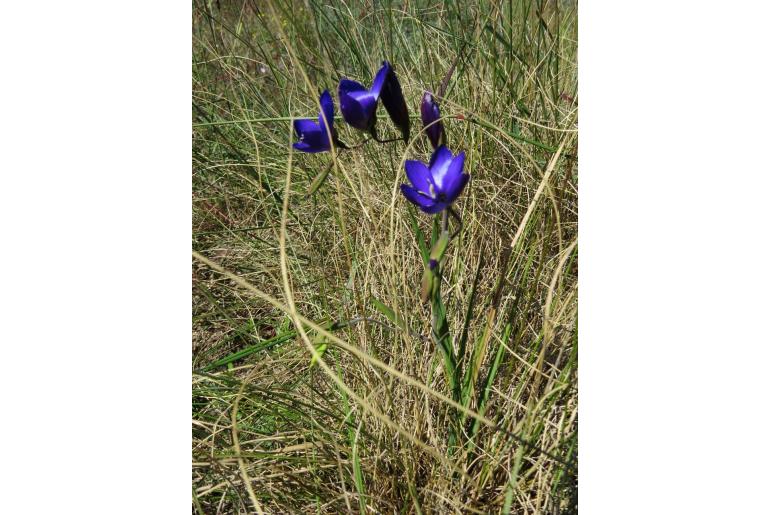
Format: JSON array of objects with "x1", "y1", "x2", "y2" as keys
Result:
[
  {"x1": 335, "y1": 137, "x2": 371, "y2": 150},
  {"x1": 448, "y1": 206, "x2": 463, "y2": 239},
  {"x1": 433, "y1": 210, "x2": 459, "y2": 399},
  {"x1": 372, "y1": 135, "x2": 404, "y2": 144}
]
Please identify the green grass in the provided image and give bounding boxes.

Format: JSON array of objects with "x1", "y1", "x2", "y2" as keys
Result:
[{"x1": 193, "y1": 0, "x2": 577, "y2": 512}]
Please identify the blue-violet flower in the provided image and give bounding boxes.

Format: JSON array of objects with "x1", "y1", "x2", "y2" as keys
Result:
[
  {"x1": 293, "y1": 90, "x2": 336, "y2": 153},
  {"x1": 339, "y1": 61, "x2": 410, "y2": 141},
  {"x1": 400, "y1": 145, "x2": 469, "y2": 214}
]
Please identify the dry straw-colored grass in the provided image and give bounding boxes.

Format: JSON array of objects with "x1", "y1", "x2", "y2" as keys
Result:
[{"x1": 193, "y1": 0, "x2": 577, "y2": 512}]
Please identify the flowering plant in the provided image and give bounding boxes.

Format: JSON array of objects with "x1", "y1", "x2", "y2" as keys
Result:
[{"x1": 291, "y1": 59, "x2": 473, "y2": 444}]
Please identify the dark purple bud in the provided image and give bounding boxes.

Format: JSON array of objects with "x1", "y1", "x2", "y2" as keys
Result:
[
  {"x1": 379, "y1": 61, "x2": 410, "y2": 143},
  {"x1": 420, "y1": 91, "x2": 444, "y2": 149},
  {"x1": 429, "y1": 259, "x2": 438, "y2": 270}
]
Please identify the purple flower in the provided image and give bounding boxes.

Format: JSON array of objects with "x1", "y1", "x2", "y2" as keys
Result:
[
  {"x1": 400, "y1": 145, "x2": 469, "y2": 214},
  {"x1": 339, "y1": 61, "x2": 410, "y2": 141},
  {"x1": 293, "y1": 90, "x2": 336, "y2": 153},
  {"x1": 420, "y1": 91, "x2": 444, "y2": 149},
  {"x1": 338, "y1": 66, "x2": 386, "y2": 132}
]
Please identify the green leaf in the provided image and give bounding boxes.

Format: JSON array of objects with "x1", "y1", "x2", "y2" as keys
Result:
[
  {"x1": 407, "y1": 207, "x2": 430, "y2": 264},
  {"x1": 467, "y1": 323, "x2": 511, "y2": 441},
  {"x1": 420, "y1": 268, "x2": 434, "y2": 304},
  {"x1": 431, "y1": 216, "x2": 440, "y2": 246},
  {"x1": 371, "y1": 297, "x2": 408, "y2": 333},
  {"x1": 310, "y1": 341, "x2": 328, "y2": 367},
  {"x1": 432, "y1": 289, "x2": 458, "y2": 402},
  {"x1": 306, "y1": 160, "x2": 334, "y2": 196},
  {"x1": 457, "y1": 255, "x2": 484, "y2": 366},
  {"x1": 201, "y1": 329, "x2": 297, "y2": 371},
  {"x1": 429, "y1": 231, "x2": 450, "y2": 262}
]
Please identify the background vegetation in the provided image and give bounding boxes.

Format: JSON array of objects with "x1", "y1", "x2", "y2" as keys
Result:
[{"x1": 193, "y1": 0, "x2": 577, "y2": 512}]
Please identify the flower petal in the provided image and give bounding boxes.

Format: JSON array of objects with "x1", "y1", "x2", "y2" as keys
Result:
[
  {"x1": 442, "y1": 151, "x2": 466, "y2": 197},
  {"x1": 294, "y1": 119, "x2": 319, "y2": 136},
  {"x1": 444, "y1": 173, "x2": 469, "y2": 203},
  {"x1": 348, "y1": 90, "x2": 379, "y2": 112},
  {"x1": 293, "y1": 138, "x2": 330, "y2": 152},
  {"x1": 293, "y1": 122, "x2": 329, "y2": 152},
  {"x1": 339, "y1": 79, "x2": 378, "y2": 130},
  {"x1": 370, "y1": 62, "x2": 390, "y2": 96},
  {"x1": 338, "y1": 78, "x2": 367, "y2": 94},
  {"x1": 421, "y1": 200, "x2": 448, "y2": 214},
  {"x1": 400, "y1": 184, "x2": 436, "y2": 211},
  {"x1": 293, "y1": 141, "x2": 313, "y2": 152},
  {"x1": 318, "y1": 90, "x2": 334, "y2": 132},
  {"x1": 404, "y1": 160, "x2": 433, "y2": 196},
  {"x1": 380, "y1": 63, "x2": 410, "y2": 142},
  {"x1": 428, "y1": 145, "x2": 454, "y2": 190}
]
